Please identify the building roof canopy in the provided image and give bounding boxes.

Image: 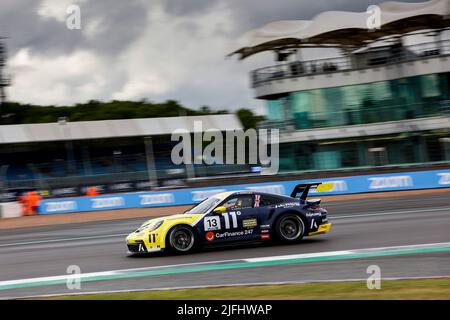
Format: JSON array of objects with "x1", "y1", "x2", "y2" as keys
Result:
[
  {"x1": 0, "y1": 114, "x2": 243, "y2": 145},
  {"x1": 230, "y1": 0, "x2": 450, "y2": 59}
]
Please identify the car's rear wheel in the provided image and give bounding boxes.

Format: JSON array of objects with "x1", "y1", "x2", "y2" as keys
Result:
[
  {"x1": 168, "y1": 225, "x2": 196, "y2": 253},
  {"x1": 275, "y1": 214, "x2": 304, "y2": 242}
]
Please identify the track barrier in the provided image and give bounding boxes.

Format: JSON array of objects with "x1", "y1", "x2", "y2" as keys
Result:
[{"x1": 36, "y1": 169, "x2": 450, "y2": 215}]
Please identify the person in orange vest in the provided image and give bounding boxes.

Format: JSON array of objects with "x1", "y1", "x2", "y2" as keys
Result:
[
  {"x1": 86, "y1": 186, "x2": 99, "y2": 196},
  {"x1": 22, "y1": 192, "x2": 33, "y2": 216},
  {"x1": 28, "y1": 191, "x2": 42, "y2": 215}
]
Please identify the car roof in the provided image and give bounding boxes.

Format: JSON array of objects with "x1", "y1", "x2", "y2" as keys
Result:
[{"x1": 214, "y1": 190, "x2": 292, "y2": 200}]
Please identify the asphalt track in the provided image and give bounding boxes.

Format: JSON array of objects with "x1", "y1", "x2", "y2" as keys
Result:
[{"x1": 0, "y1": 192, "x2": 449, "y2": 299}]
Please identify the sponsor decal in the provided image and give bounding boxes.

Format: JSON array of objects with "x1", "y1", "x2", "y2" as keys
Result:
[
  {"x1": 260, "y1": 224, "x2": 270, "y2": 229},
  {"x1": 91, "y1": 197, "x2": 125, "y2": 209},
  {"x1": 368, "y1": 176, "x2": 413, "y2": 189},
  {"x1": 52, "y1": 187, "x2": 78, "y2": 197},
  {"x1": 261, "y1": 234, "x2": 270, "y2": 240},
  {"x1": 139, "y1": 193, "x2": 174, "y2": 205},
  {"x1": 108, "y1": 182, "x2": 134, "y2": 192},
  {"x1": 46, "y1": 201, "x2": 77, "y2": 212},
  {"x1": 205, "y1": 231, "x2": 215, "y2": 241},
  {"x1": 261, "y1": 229, "x2": 269, "y2": 234},
  {"x1": 160, "y1": 179, "x2": 186, "y2": 188},
  {"x1": 216, "y1": 231, "x2": 244, "y2": 238},
  {"x1": 275, "y1": 202, "x2": 299, "y2": 208},
  {"x1": 243, "y1": 218, "x2": 257, "y2": 228},
  {"x1": 306, "y1": 212, "x2": 322, "y2": 217},
  {"x1": 134, "y1": 181, "x2": 153, "y2": 190},
  {"x1": 1, "y1": 191, "x2": 19, "y2": 202},
  {"x1": 309, "y1": 180, "x2": 348, "y2": 193},
  {"x1": 80, "y1": 185, "x2": 106, "y2": 194},
  {"x1": 215, "y1": 229, "x2": 254, "y2": 238},
  {"x1": 138, "y1": 243, "x2": 146, "y2": 252},
  {"x1": 438, "y1": 172, "x2": 450, "y2": 185}
]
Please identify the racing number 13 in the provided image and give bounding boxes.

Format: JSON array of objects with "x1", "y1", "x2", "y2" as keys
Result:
[
  {"x1": 206, "y1": 218, "x2": 218, "y2": 229},
  {"x1": 222, "y1": 212, "x2": 238, "y2": 229}
]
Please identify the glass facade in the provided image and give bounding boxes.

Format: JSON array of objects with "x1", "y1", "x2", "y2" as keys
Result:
[
  {"x1": 266, "y1": 72, "x2": 450, "y2": 129},
  {"x1": 279, "y1": 134, "x2": 450, "y2": 172},
  {"x1": 264, "y1": 72, "x2": 450, "y2": 172}
]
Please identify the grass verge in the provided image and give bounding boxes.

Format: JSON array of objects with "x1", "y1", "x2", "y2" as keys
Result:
[{"x1": 42, "y1": 278, "x2": 450, "y2": 300}]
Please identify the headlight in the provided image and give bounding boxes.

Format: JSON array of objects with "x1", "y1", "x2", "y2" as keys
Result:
[
  {"x1": 135, "y1": 224, "x2": 149, "y2": 233},
  {"x1": 148, "y1": 220, "x2": 164, "y2": 232}
]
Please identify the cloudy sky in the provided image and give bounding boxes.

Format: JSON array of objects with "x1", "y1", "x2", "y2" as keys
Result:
[{"x1": 0, "y1": 0, "x2": 424, "y2": 114}]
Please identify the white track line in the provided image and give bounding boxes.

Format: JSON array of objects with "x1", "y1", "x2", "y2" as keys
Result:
[
  {"x1": 244, "y1": 242, "x2": 450, "y2": 262},
  {"x1": 4, "y1": 275, "x2": 449, "y2": 300},
  {"x1": 1, "y1": 242, "x2": 449, "y2": 289},
  {"x1": 0, "y1": 233, "x2": 128, "y2": 248},
  {"x1": 331, "y1": 206, "x2": 450, "y2": 219}
]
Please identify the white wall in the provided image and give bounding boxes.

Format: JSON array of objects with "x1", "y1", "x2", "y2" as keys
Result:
[{"x1": 0, "y1": 202, "x2": 22, "y2": 218}]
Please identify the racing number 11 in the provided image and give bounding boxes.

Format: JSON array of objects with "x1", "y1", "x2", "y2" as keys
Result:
[{"x1": 222, "y1": 212, "x2": 238, "y2": 229}]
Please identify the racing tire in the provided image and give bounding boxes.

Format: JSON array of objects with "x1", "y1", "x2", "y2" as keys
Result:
[
  {"x1": 275, "y1": 214, "x2": 305, "y2": 243},
  {"x1": 167, "y1": 225, "x2": 196, "y2": 254}
]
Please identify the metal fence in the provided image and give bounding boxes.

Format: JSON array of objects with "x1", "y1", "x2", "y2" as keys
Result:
[{"x1": 251, "y1": 39, "x2": 450, "y2": 87}]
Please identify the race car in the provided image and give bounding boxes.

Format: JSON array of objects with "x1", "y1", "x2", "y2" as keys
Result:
[{"x1": 126, "y1": 182, "x2": 332, "y2": 255}]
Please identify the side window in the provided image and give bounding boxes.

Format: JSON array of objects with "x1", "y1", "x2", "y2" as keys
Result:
[
  {"x1": 222, "y1": 195, "x2": 253, "y2": 210},
  {"x1": 257, "y1": 195, "x2": 284, "y2": 207}
]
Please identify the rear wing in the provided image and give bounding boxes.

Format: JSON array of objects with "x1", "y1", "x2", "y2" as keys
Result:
[{"x1": 290, "y1": 182, "x2": 333, "y2": 200}]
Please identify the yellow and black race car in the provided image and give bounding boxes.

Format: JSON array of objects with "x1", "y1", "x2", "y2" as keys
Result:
[{"x1": 126, "y1": 183, "x2": 332, "y2": 255}]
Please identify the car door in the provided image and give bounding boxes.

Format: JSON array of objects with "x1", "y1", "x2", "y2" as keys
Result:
[
  {"x1": 202, "y1": 194, "x2": 260, "y2": 243},
  {"x1": 253, "y1": 194, "x2": 285, "y2": 221},
  {"x1": 251, "y1": 194, "x2": 287, "y2": 237}
]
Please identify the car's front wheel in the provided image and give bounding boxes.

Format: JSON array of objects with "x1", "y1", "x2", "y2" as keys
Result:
[
  {"x1": 275, "y1": 214, "x2": 305, "y2": 243},
  {"x1": 167, "y1": 225, "x2": 196, "y2": 253}
]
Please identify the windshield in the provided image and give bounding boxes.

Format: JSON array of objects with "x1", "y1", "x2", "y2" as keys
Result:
[{"x1": 186, "y1": 196, "x2": 222, "y2": 214}]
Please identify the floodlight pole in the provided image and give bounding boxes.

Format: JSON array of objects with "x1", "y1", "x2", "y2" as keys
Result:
[
  {"x1": 144, "y1": 136, "x2": 158, "y2": 189},
  {"x1": 0, "y1": 38, "x2": 10, "y2": 112}
]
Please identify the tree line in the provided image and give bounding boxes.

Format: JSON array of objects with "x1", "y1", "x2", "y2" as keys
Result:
[{"x1": 0, "y1": 100, "x2": 265, "y2": 130}]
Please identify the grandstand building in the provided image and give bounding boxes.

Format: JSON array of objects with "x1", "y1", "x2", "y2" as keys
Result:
[
  {"x1": 0, "y1": 114, "x2": 247, "y2": 200},
  {"x1": 231, "y1": 0, "x2": 450, "y2": 172}
]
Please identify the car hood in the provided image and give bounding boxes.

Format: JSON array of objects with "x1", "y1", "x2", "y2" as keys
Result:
[{"x1": 140, "y1": 213, "x2": 201, "y2": 226}]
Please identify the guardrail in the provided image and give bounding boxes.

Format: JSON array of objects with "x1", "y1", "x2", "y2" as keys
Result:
[
  {"x1": 37, "y1": 169, "x2": 450, "y2": 215},
  {"x1": 251, "y1": 39, "x2": 450, "y2": 87}
]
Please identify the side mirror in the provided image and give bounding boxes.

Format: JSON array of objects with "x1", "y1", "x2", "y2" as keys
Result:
[{"x1": 213, "y1": 206, "x2": 226, "y2": 214}]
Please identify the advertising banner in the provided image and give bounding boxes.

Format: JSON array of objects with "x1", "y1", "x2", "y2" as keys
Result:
[{"x1": 38, "y1": 169, "x2": 450, "y2": 214}]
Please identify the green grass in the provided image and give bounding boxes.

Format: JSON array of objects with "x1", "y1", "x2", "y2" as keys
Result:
[{"x1": 43, "y1": 278, "x2": 450, "y2": 300}]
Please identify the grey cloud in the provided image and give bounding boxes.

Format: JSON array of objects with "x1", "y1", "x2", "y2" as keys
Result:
[
  {"x1": 81, "y1": 0, "x2": 148, "y2": 54},
  {"x1": 161, "y1": 0, "x2": 214, "y2": 16},
  {"x1": 0, "y1": 0, "x2": 148, "y2": 57},
  {"x1": 1, "y1": 0, "x2": 430, "y2": 112}
]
